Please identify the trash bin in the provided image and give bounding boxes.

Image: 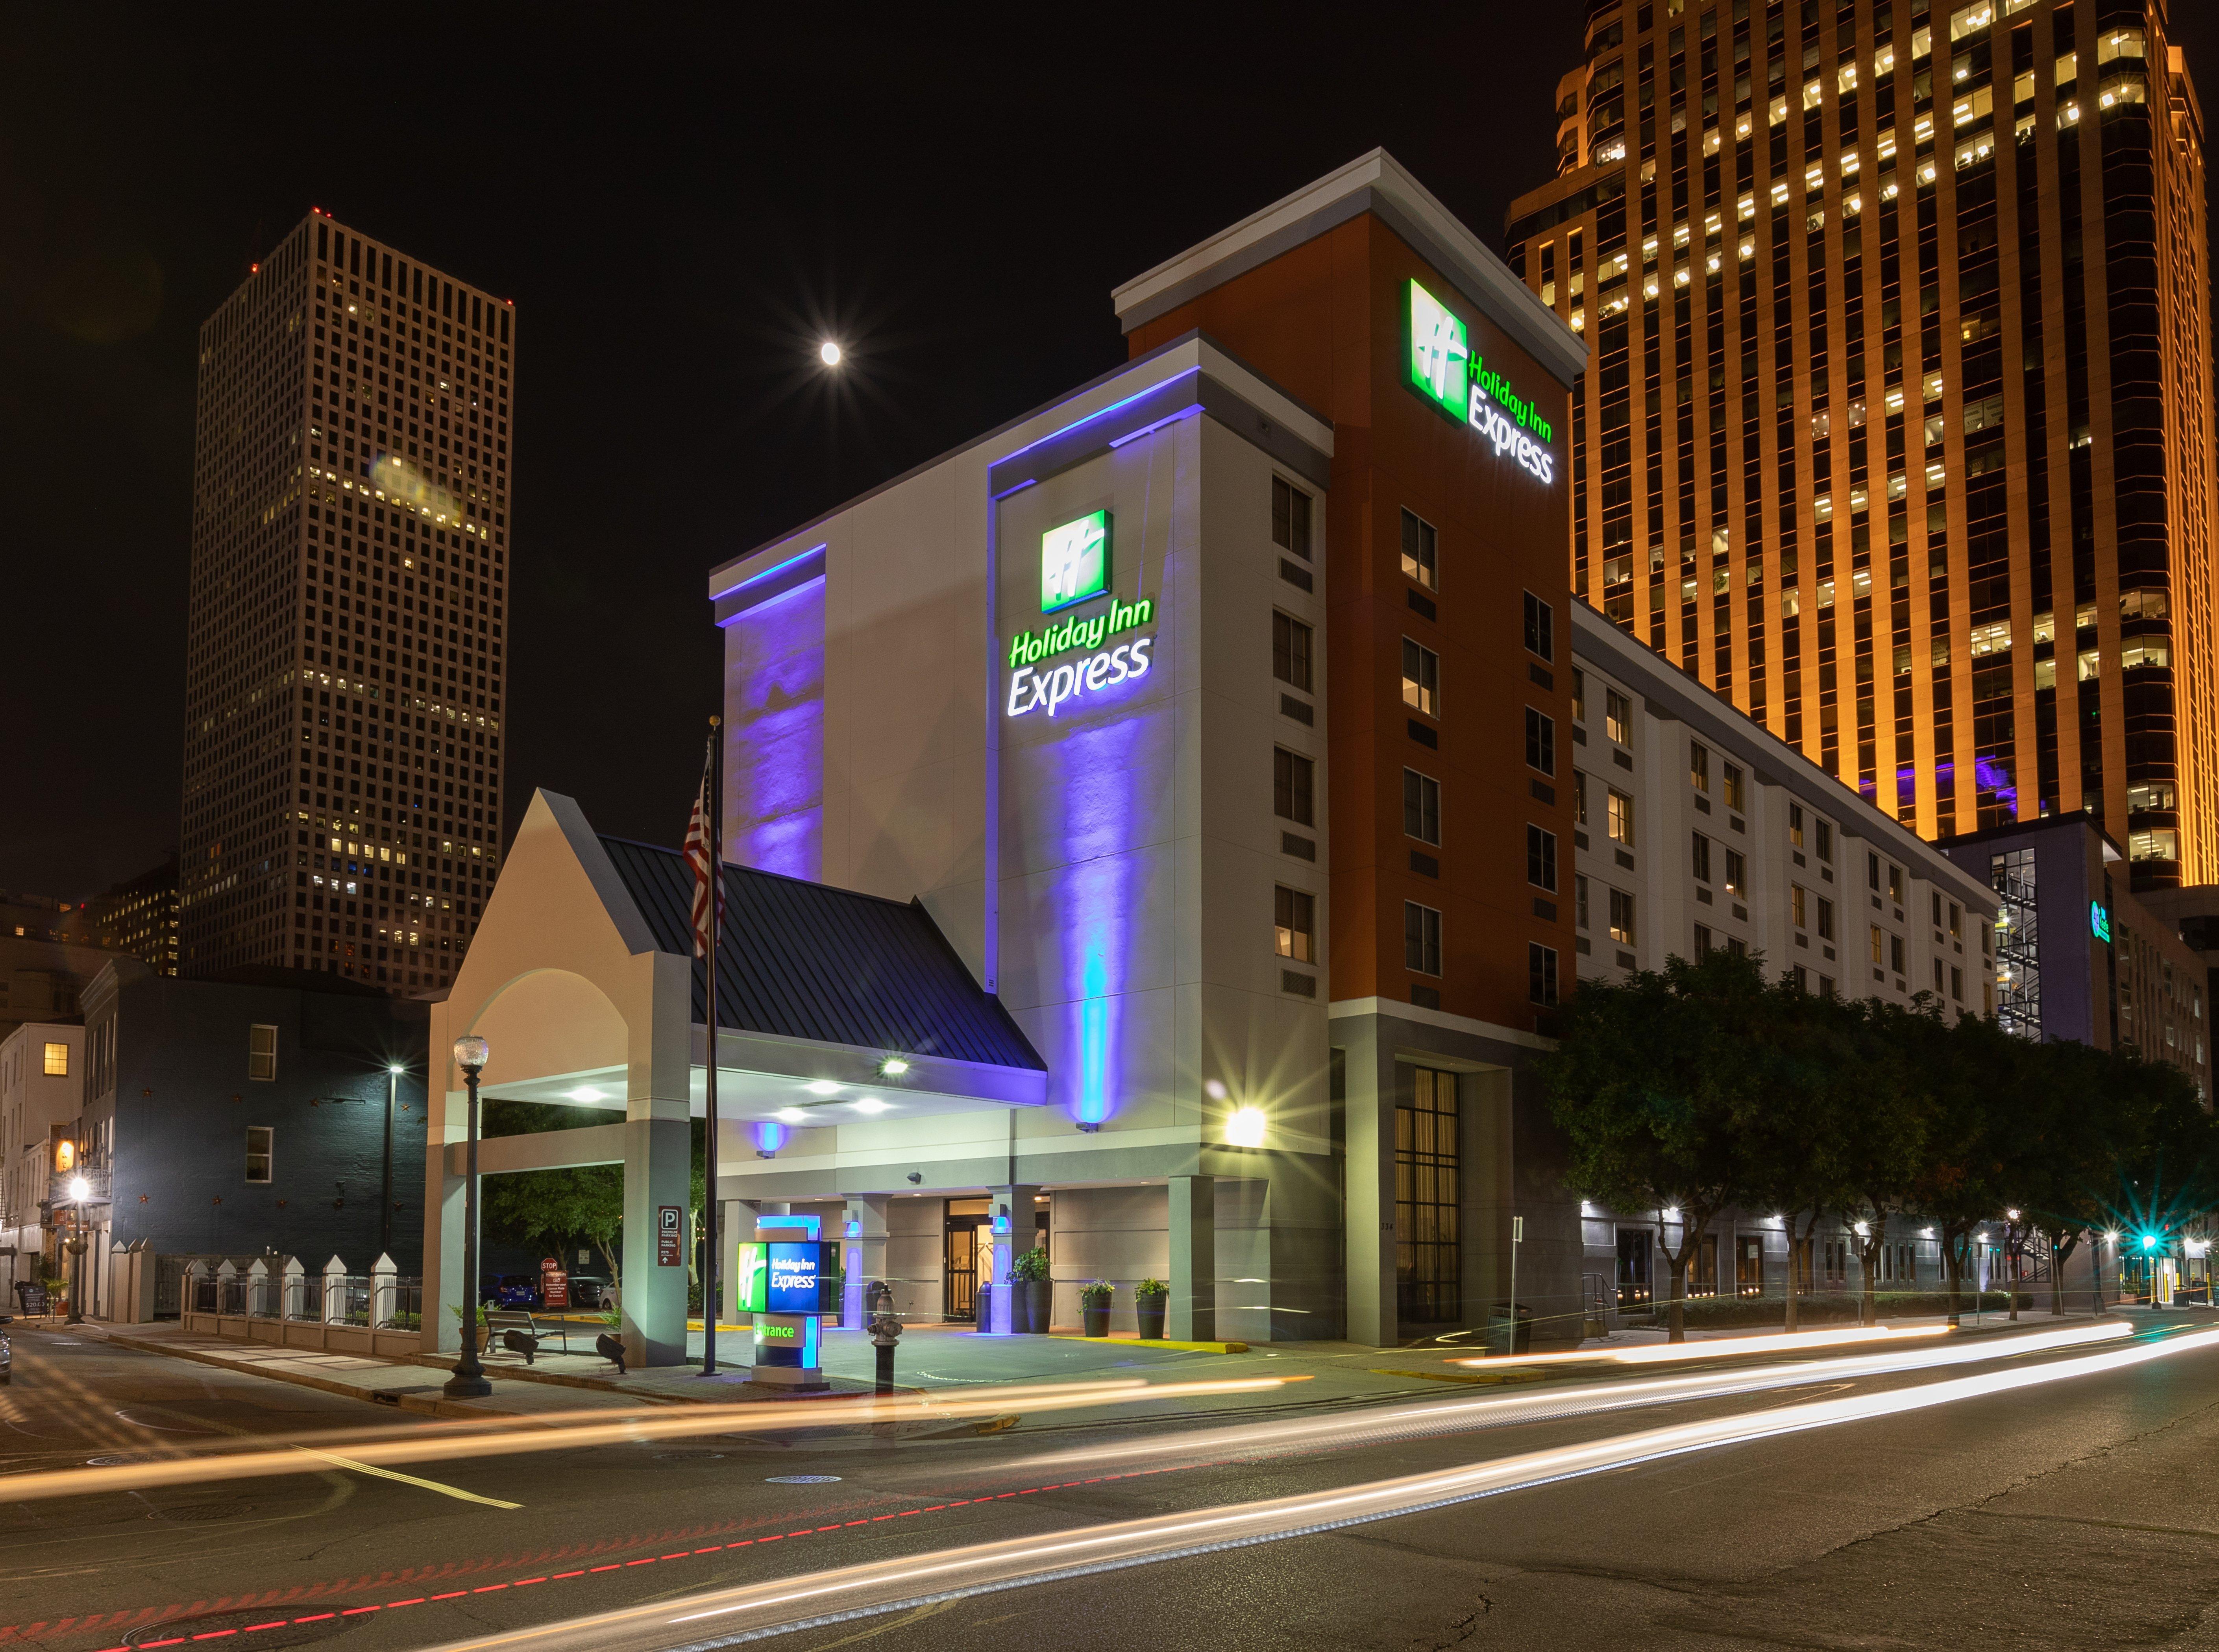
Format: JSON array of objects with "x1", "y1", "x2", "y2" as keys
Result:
[
  {"x1": 1486, "y1": 1301, "x2": 1532, "y2": 1356},
  {"x1": 975, "y1": 1282, "x2": 993, "y2": 1331}
]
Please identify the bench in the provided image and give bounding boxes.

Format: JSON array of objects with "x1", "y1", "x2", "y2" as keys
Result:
[{"x1": 485, "y1": 1308, "x2": 554, "y2": 1364}]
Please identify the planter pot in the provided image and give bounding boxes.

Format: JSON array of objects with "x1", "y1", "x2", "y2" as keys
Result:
[
  {"x1": 1135, "y1": 1295, "x2": 1167, "y2": 1340},
  {"x1": 1023, "y1": 1278, "x2": 1052, "y2": 1334},
  {"x1": 1005, "y1": 1282, "x2": 1032, "y2": 1335},
  {"x1": 1081, "y1": 1303, "x2": 1111, "y2": 1338}
]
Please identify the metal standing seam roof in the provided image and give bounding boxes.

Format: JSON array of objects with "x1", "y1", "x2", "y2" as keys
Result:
[{"x1": 596, "y1": 836, "x2": 1046, "y2": 1073}]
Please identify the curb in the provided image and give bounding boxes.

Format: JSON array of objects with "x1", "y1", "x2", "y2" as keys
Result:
[
  {"x1": 1046, "y1": 1334, "x2": 1250, "y2": 1354},
  {"x1": 89, "y1": 1332, "x2": 522, "y2": 1421}
]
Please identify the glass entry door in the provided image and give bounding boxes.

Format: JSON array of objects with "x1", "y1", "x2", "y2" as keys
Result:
[{"x1": 943, "y1": 1197, "x2": 991, "y2": 1321}]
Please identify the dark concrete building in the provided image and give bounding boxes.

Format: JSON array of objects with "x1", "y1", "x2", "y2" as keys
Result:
[
  {"x1": 78, "y1": 958, "x2": 430, "y2": 1313},
  {"x1": 1938, "y1": 812, "x2": 2208, "y2": 1096},
  {"x1": 1509, "y1": 0, "x2": 2215, "y2": 891},
  {"x1": 88, "y1": 855, "x2": 180, "y2": 976}
]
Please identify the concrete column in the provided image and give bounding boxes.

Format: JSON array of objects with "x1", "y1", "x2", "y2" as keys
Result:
[
  {"x1": 1342, "y1": 1020, "x2": 1398, "y2": 1347},
  {"x1": 981, "y1": 1184, "x2": 1039, "y2": 1334},
  {"x1": 1169, "y1": 1175, "x2": 1216, "y2": 1343},
  {"x1": 840, "y1": 1196, "x2": 891, "y2": 1328},
  {"x1": 621, "y1": 1116, "x2": 692, "y2": 1368},
  {"x1": 424, "y1": 1070, "x2": 470, "y2": 1353}
]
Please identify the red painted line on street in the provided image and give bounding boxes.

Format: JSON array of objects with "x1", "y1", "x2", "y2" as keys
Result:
[{"x1": 70, "y1": 1457, "x2": 1223, "y2": 1645}]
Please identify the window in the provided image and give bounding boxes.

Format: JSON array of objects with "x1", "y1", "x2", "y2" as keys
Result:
[
  {"x1": 1574, "y1": 771, "x2": 1589, "y2": 826},
  {"x1": 1692, "y1": 832, "x2": 1713, "y2": 881},
  {"x1": 1402, "y1": 639, "x2": 1440, "y2": 716},
  {"x1": 1274, "y1": 748, "x2": 1315, "y2": 826},
  {"x1": 1272, "y1": 612, "x2": 1314, "y2": 691},
  {"x1": 1725, "y1": 848, "x2": 1746, "y2": 894},
  {"x1": 245, "y1": 1125, "x2": 274, "y2": 1184},
  {"x1": 1274, "y1": 885, "x2": 1316, "y2": 963},
  {"x1": 1609, "y1": 888, "x2": 1636, "y2": 945},
  {"x1": 1525, "y1": 708, "x2": 1556, "y2": 774},
  {"x1": 1605, "y1": 689, "x2": 1631, "y2": 744},
  {"x1": 1949, "y1": 902, "x2": 1962, "y2": 939},
  {"x1": 1816, "y1": 819, "x2": 1834, "y2": 862},
  {"x1": 1571, "y1": 669, "x2": 1586, "y2": 722},
  {"x1": 1792, "y1": 885, "x2": 1807, "y2": 929},
  {"x1": 1608, "y1": 787, "x2": 1635, "y2": 845},
  {"x1": 249, "y1": 1024, "x2": 278, "y2": 1081},
  {"x1": 1405, "y1": 902, "x2": 1443, "y2": 975},
  {"x1": 1951, "y1": 964, "x2": 1964, "y2": 1002},
  {"x1": 1869, "y1": 852, "x2": 1882, "y2": 892},
  {"x1": 1690, "y1": 741, "x2": 1711, "y2": 791},
  {"x1": 1723, "y1": 763, "x2": 1745, "y2": 812},
  {"x1": 1891, "y1": 934, "x2": 1906, "y2": 975},
  {"x1": 1396, "y1": 1066, "x2": 1459, "y2": 1321},
  {"x1": 1404, "y1": 770, "x2": 1441, "y2": 844},
  {"x1": 1818, "y1": 898, "x2": 1836, "y2": 941},
  {"x1": 1575, "y1": 874, "x2": 1591, "y2": 930},
  {"x1": 1695, "y1": 923, "x2": 1713, "y2": 953},
  {"x1": 1527, "y1": 825, "x2": 1559, "y2": 891},
  {"x1": 1400, "y1": 508, "x2": 1437, "y2": 588},
  {"x1": 1271, "y1": 476, "x2": 1314, "y2": 560},
  {"x1": 1523, "y1": 591, "x2": 1554, "y2": 660},
  {"x1": 1790, "y1": 804, "x2": 1806, "y2": 848},
  {"x1": 41, "y1": 1042, "x2": 67, "y2": 1078},
  {"x1": 1871, "y1": 925, "x2": 1886, "y2": 965},
  {"x1": 1888, "y1": 863, "x2": 1905, "y2": 904},
  {"x1": 1529, "y1": 942, "x2": 1560, "y2": 1005}
]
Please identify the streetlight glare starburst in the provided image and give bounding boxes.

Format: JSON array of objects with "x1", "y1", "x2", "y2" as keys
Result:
[{"x1": 819, "y1": 340, "x2": 843, "y2": 366}]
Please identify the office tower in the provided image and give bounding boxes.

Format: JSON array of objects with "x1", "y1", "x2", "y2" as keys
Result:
[
  {"x1": 1508, "y1": 0, "x2": 2213, "y2": 890},
  {"x1": 179, "y1": 211, "x2": 517, "y2": 992},
  {"x1": 87, "y1": 854, "x2": 180, "y2": 974}
]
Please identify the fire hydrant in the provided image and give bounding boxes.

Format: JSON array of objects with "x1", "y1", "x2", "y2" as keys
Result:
[{"x1": 865, "y1": 1279, "x2": 901, "y2": 1396}]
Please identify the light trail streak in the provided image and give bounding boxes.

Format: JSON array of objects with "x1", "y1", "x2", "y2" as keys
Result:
[
  {"x1": 1457, "y1": 1322, "x2": 1948, "y2": 1365},
  {"x1": 0, "y1": 1378, "x2": 1286, "y2": 1505},
  {"x1": 1004, "y1": 1318, "x2": 2128, "y2": 1475},
  {"x1": 415, "y1": 1321, "x2": 2219, "y2": 1652}
]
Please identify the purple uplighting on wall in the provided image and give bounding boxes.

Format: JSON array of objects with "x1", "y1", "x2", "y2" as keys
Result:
[{"x1": 725, "y1": 574, "x2": 825, "y2": 880}]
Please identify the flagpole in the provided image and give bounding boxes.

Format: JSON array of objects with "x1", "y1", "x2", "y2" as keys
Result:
[{"x1": 703, "y1": 716, "x2": 722, "y2": 1378}]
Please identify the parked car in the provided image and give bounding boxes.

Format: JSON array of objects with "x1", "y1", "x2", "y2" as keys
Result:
[
  {"x1": 0, "y1": 1316, "x2": 13, "y2": 1384},
  {"x1": 485, "y1": 1274, "x2": 539, "y2": 1309},
  {"x1": 564, "y1": 1275, "x2": 610, "y2": 1310}
]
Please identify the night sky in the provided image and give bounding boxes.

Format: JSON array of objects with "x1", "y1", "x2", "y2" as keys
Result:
[{"x1": 5, "y1": 6, "x2": 2211, "y2": 899}]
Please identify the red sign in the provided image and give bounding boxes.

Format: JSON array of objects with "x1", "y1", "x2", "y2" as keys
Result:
[
  {"x1": 540, "y1": 1256, "x2": 569, "y2": 1309},
  {"x1": 657, "y1": 1205, "x2": 683, "y2": 1268}
]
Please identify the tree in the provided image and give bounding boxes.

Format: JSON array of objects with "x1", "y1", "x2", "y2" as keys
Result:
[
  {"x1": 1834, "y1": 997, "x2": 1931, "y2": 1327},
  {"x1": 479, "y1": 1101, "x2": 624, "y2": 1282},
  {"x1": 1899, "y1": 1005, "x2": 2019, "y2": 1325},
  {"x1": 1733, "y1": 983, "x2": 1862, "y2": 1332},
  {"x1": 1542, "y1": 949, "x2": 1777, "y2": 1342}
]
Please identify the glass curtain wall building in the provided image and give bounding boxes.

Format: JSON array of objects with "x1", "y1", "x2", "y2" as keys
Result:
[{"x1": 1507, "y1": 0, "x2": 2215, "y2": 891}]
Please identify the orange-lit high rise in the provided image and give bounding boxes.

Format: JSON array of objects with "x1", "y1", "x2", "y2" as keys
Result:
[{"x1": 1509, "y1": 0, "x2": 2215, "y2": 891}]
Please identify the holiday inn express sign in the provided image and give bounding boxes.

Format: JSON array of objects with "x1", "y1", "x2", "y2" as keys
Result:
[
  {"x1": 1007, "y1": 509, "x2": 1156, "y2": 719},
  {"x1": 1406, "y1": 279, "x2": 1557, "y2": 486}
]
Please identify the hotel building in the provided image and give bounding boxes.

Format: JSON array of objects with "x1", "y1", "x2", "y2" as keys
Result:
[
  {"x1": 179, "y1": 212, "x2": 516, "y2": 994},
  {"x1": 427, "y1": 154, "x2": 1995, "y2": 1364},
  {"x1": 1508, "y1": 0, "x2": 2216, "y2": 890}
]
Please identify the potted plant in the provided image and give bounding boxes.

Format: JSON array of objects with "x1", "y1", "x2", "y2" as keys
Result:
[
  {"x1": 1011, "y1": 1245, "x2": 1053, "y2": 1334},
  {"x1": 1134, "y1": 1277, "x2": 1169, "y2": 1340},
  {"x1": 1080, "y1": 1280, "x2": 1114, "y2": 1338}
]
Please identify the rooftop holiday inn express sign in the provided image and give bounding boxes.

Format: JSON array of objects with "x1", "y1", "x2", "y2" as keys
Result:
[
  {"x1": 1407, "y1": 279, "x2": 1556, "y2": 486},
  {"x1": 1007, "y1": 509, "x2": 1155, "y2": 719}
]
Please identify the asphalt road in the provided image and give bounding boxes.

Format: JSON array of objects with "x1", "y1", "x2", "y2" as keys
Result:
[{"x1": 3, "y1": 1319, "x2": 2216, "y2": 1652}]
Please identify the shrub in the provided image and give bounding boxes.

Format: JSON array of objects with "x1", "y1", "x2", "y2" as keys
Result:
[
  {"x1": 1135, "y1": 1277, "x2": 1168, "y2": 1297},
  {"x1": 1011, "y1": 1246, "x2": 1052, "y2": 1283},
  {"x1": 1079, "y1": 1281, "x2": 1113, "y2": 1307}
]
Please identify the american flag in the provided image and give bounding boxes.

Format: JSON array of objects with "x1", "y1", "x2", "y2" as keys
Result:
[{"x1": 684, "y1": 753, "x2": 721, "y2": 960}]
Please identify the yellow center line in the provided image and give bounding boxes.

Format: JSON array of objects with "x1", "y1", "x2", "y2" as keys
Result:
[{"x1": 290, "y1": 1445, "x2": 521, "y2": 1508}]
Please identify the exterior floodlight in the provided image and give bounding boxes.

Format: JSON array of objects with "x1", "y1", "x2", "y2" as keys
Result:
[
  {"x1": 2106, "y1": 1229, "x2": 2120, "y2": 1242},
  {"x1": 1226, "y1": 1107, "x2": 1268, "y2": 1148},
  {"x1": 878, "y1": 1055, "x2": 910, "y2": 1077},
  {"x1": 819, "y1": 340, "x2": 843, "y2": 366},
  {"x1": 389, "y1": 1063, "x2": 405, "y2": 1075},
  {"x1": 2006, "y1": 1209, "x2": 2020, "y2": 1221},
  {"x1": 806, "y1": 1080, "x2": 842, "y2": 1097}
]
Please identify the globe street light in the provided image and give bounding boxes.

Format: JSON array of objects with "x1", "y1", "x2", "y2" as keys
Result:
[
  {"x1": 819, "y1": 340, "x2": 843, "y2": 366},
  {"x1": 383, "y1": 1062, "x2": 405, "y2": 1264},
  {"x1": 445, "y1": 1034, "x2": 492, "y2": 1398},
  {"x1": 65, "y1": 1174, "x2": 89, "y2": 1325}
]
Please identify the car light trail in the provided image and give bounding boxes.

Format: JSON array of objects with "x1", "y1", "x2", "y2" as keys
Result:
[
  {"x1": 1006, "y1": 1318, "x2": 2129, "y2": 1475},
  {"x1": 1456, "y1": 1322, "x2": 1949, "y2": 1366},
  {"x1": 0, "y1": 1377, "x2": 1287, "y2": 1505},
  {"x1": 408, "y1": 1321, "x2": 2219, "y2": 1652}
]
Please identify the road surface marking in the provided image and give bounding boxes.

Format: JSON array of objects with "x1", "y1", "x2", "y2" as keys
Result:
[{"x1": 289, "y1": 1445, "x2": 520, "y2": 1508}]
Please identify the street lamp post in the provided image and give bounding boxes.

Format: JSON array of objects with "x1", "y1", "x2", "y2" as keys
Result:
[
  {"x1": 382, "y1": 1063, "x2": 403, "y2": 1263},
  {"x1": 65, "y1": 1176, "x2": 89, "y2": 1325},
  {"x1": 445, "y1": 1035, "x2": 492, "y2": 1399}
]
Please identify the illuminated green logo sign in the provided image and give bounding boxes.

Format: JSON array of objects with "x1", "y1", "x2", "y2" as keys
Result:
[
  {"x1": 1041, "y1": 510, "x2": 1111, "y2": 613},
  {"x1": 1404, "y1": 279, "x2": 1557, "y2": 485},
  {"x1": 1408, "y1": 280, "x2": 1469, "y2": 416},
  {"x1": 2091, "y1": 901, "x2": 2111, "y2": 943}
]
